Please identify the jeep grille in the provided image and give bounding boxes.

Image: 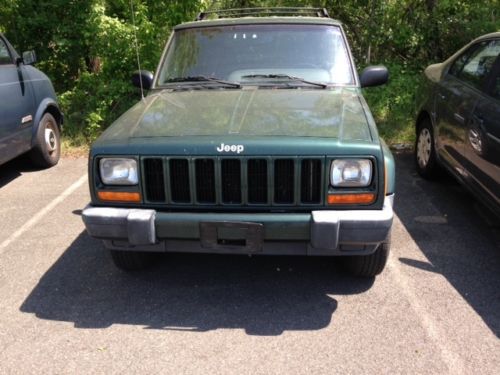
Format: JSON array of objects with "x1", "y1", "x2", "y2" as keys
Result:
[{"x1": 142, "y1": 157, "x2": 324, "y2": 207}]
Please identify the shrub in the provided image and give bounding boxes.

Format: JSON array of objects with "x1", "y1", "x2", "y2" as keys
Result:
[{"x1": 363, "y1": 63, "x2": 423, "y2": 145}]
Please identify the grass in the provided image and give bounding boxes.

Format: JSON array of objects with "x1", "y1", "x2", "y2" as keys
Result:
[
  {"x1": 363, "y1": 64, "x2": 422, "y2": 148},
  {"x1": 61, "y1": 137, "x2": 89, "y2": 158}
]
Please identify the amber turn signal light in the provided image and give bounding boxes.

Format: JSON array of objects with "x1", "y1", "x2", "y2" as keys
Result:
[
  {"x1": 97, "y1": 191, "x2": 141, "y2": 203},
  {"x1": 327, "y1": 193, "x2": 376, "y2": 205}
]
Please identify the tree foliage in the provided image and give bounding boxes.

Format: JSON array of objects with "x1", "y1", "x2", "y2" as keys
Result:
[
  {"x1": 0, "y1": 0, "x2": 498, "y2": 145},
  {"x1": 1, "y1": 0, "x2": 205, "y2": 142}
]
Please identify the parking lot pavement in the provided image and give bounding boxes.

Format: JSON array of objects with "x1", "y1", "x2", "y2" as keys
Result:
[{"x1": 0, "y1": 153, "x2": 498, "y2": 374}]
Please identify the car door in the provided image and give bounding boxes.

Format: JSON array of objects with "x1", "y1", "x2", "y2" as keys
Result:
[
  {"x1": 434, "y1": 41, "x2": 494, "y2": 175},
  {"x1": 0, "y1": 36, "x2": 35, "y2": 165},
  {"x1": 463, "y1": 43, "x2": 500, "y2": 209}
]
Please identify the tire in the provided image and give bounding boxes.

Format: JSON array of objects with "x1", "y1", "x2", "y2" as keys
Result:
[
  {"x1": 109, "y1": 250, "x2": 156, "y2": 271},
  {"x1": 415, "y1": 118, "x2": 439, "y2": 179},
  {"x1": 29, "y1": 112, "x2": 61, "y2": 168},
  {"x1": 342, "y1": 236, "x2": 391, "y2": 277}
]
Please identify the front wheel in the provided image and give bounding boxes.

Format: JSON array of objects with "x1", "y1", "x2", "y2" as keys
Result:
[
  {"x1": 29, "y1": 112, "x2": 61, "y2": 168},
  {"x1": 415, "y1": 119, "x2": 439, "y2": 179},
  {"x1": 342, "y1": 237, "x2": 390, "y2": 277}
]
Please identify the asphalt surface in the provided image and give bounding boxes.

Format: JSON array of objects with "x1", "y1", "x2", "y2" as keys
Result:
[{"x1": 0, "y1": 152, "x2": 498, "y2": 374}]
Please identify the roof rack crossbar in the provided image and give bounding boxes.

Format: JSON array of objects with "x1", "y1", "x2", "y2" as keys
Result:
[{"x1": 196, "y1": 7, "x2": 330, "y2": 21}]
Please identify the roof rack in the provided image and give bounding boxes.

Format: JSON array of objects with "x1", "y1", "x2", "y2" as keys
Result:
[{"x1": 195, "y1": 7, "x2": 330, "y2": 21}]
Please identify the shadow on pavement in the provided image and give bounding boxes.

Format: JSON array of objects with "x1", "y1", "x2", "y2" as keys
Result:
[
  {"x1": 0, "y1": 155, "x2": 39, "y2": 189},
  {"x1": 394, "y1": 152, "x2": 500, "y2": 338},
  {"x1": 20, "y1": 232, "x2": 374, "y2": 336}
]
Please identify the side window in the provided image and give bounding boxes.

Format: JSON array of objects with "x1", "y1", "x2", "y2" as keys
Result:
[
  {"x1": 448, "y1": 47, "x2": 477, "y2": 77},
  {"x1": 458, "y1": 40, "x2": 500, "y2": 89},
  {"x1": 0, "y1": 38, "x2": 12, "y2": 65}
]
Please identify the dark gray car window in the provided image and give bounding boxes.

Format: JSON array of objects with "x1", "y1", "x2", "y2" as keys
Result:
[
  {"x1": 449, "y1": 45, "x2": 479, "y2": 77},
  {"x1": 458, "y1": 40, "x2": 500, "y2": 90},
  {"x1": 0, "y1": 38, "x2": 12, "y2": 65}
]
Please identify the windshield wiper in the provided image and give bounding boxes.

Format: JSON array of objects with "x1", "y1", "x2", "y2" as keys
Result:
[
  {"x1": 241, "y1": 74, "x2": 328, "y2": 88},
  {"x1": 164, "y1": 76, "x2": 241, "y2": 88}
]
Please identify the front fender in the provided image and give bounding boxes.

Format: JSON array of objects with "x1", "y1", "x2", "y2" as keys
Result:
[
  {"x1": 31, "y1": 98, "x2": 63, "y2": 147},
  {"x1": 381, "y1": 139, "x2": 395, "y2": 196}
]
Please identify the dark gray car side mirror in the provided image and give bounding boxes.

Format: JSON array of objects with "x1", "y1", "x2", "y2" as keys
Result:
[
  {"x1": 21, "y1": 50, "x2": 37, "y2": 65},
  {"x1": 132, "y1": 70, "x2": 154, "y2": 90},
  {"x1": 360, "y1": 65, "x2": 389, "y2": 88}
]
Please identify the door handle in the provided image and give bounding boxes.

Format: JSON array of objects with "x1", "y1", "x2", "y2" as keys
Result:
[{"x1": 453, "y1": 113, "x2": 465, "y2": 124}]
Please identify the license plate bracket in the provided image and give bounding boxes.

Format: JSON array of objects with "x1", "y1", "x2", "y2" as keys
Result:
[{"x1": 200, "y1": 221, "x2": 264, "y2": 252}]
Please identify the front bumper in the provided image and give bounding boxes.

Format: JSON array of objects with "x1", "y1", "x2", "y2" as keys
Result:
[{"x1": 82, "y1": 195, "x2": 394, "y2": 256}]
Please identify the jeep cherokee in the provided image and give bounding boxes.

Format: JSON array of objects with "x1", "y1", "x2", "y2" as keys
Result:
[{"x1": 82, "y1": 8, "x2": 395, "y2": 277}]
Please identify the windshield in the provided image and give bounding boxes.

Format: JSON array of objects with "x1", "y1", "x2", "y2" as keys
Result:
[{"x1": 158, "y1": 24, "x2": 354, "y2": 86}]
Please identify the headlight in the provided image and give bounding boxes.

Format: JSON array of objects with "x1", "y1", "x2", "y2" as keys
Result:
[
  {"x1": 100, "y1": 158, "x2": 138, "y2": 185},
  {"x1": 331, "y1": 159, "x2": 372, "y2": 187}
]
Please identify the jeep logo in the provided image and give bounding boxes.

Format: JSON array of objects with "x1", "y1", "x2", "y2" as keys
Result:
[{"x1": 216, "y1": 143, "x2": 244, "y2": 154}]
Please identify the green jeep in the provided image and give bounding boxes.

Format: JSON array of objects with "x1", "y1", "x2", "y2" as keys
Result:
[{"x1": 82, "y1": 8, "x2": 395, "y2": 277}]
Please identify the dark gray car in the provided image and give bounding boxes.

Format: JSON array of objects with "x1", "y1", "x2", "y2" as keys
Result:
[
  {"x1": 415, "y1": 32, "x2": 500, "y2": 216},
  {"x1": 0, "y1": 33, "x2": 62, "y2": 167}
]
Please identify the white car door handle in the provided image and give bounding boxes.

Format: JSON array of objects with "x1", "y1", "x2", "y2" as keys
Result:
[{"x1": 454, "y1": 113, "x2": 465, "y2": 124}]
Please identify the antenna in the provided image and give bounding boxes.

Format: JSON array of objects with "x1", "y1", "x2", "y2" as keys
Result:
[{"x1": 130, "y1": 0, "x2": 145, "y2": 100}]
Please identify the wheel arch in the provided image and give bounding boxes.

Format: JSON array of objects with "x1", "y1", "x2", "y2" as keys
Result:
[
  {"x1": 380, "y1": 139, "x2": 396, "y2": 195},
  {"x1": 31, "y1": 99, "x2": 63, "y2": 147},
  {"x1": 416, "y1": 110, "x2": 433, "y2": 133},
  {"x1": 416, "y1": 109, "x2": 442, "y2": 156}
]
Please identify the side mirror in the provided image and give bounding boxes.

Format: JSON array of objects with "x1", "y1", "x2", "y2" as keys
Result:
[
  {"x1": 21, "y1": 50, "x2": 37, "y2": 65},
  {"x1": 132, "y1": 70, "x2": 154, "y2": 90},
  {"x1": 360, "y1": 65, "x2": 389, "y2": 88}
]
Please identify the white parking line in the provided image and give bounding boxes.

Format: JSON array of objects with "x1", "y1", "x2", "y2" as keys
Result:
[
  {"x1": 0, "y1": 174, "x2": 87, "y2": 256},
  {"x1": 386, "y1": 224, "x2": 465, "y2": 373}
]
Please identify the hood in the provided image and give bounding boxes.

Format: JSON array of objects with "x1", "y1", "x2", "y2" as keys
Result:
[{"x1": 97, "y1": 87, "x2": 373, "y2": 144}]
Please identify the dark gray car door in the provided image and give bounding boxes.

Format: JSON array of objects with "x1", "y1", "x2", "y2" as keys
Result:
[
  {"x1": 0, "y1": 36, "x2": 35, "y2": 165},
  {"x1": 436, "y1": 40, "x2": 500, "y2": 178},
  {"x1": 435, "y1": 79, "x2": 477, "y2": 174},
  {"x1": 464, "y1": 46, "x2": 500, "y2": 209}
]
